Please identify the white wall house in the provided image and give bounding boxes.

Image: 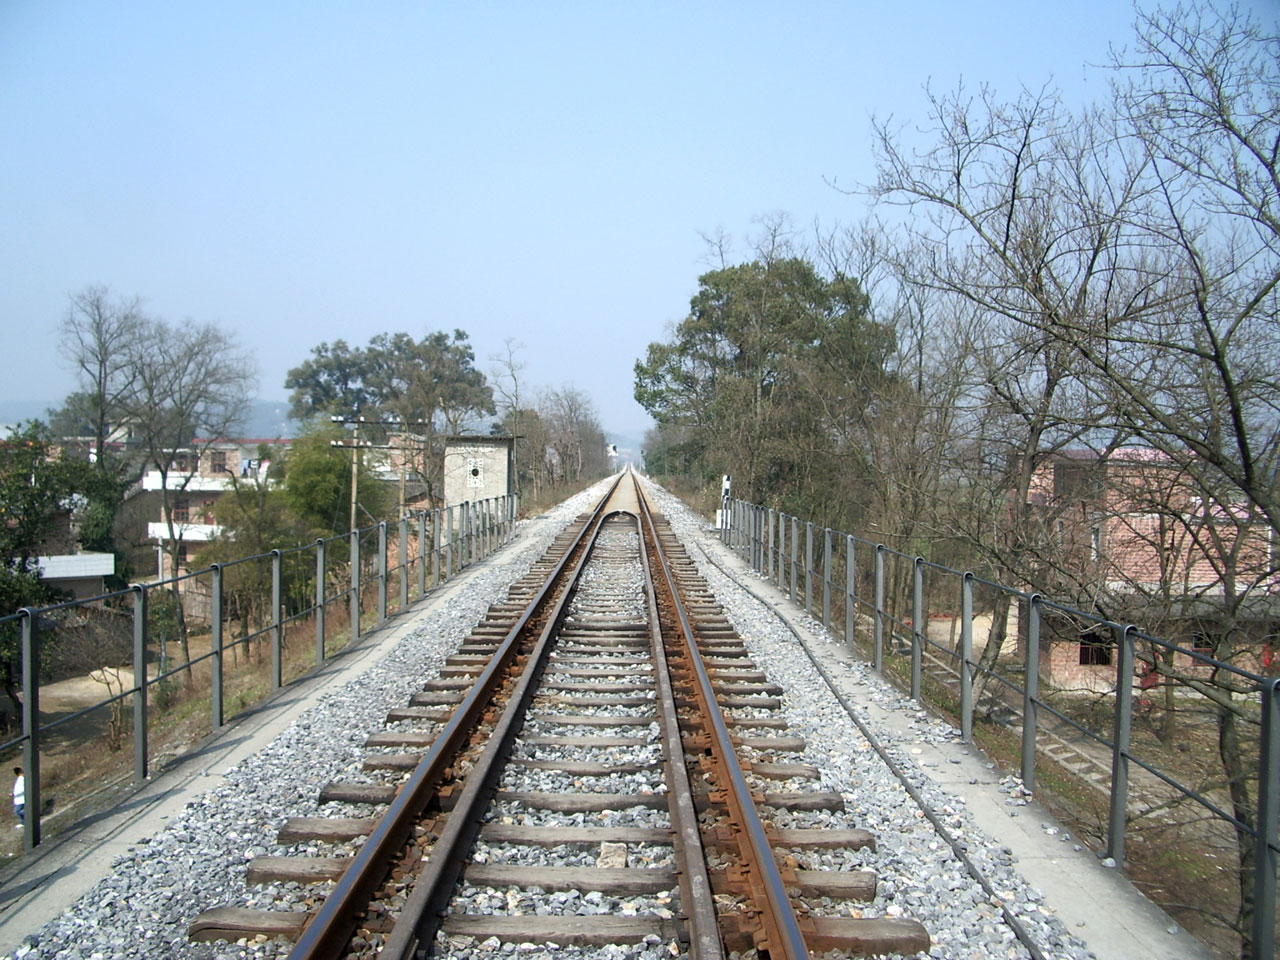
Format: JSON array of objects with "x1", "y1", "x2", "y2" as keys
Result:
[{"x1": 144, "y1": 440, "x2": 284, "y2": 579}]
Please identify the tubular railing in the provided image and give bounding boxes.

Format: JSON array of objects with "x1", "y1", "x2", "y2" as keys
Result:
[
  {"x1": 722, "y1": 496, "x2": 1278, "y2": 959},
  {"x1": 0, "y1": 494, "x2": 518, "y2": 855}
]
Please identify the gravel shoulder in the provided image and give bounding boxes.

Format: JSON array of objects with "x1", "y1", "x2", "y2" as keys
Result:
[
  {"x1": 642, "y1": 478, "x2": 1215, "y2": 960},
  {"x1": 0, "y1": 477, "x2": 1212, "y2": 960},
  {"x1": 0, "y1": 482, "x2": 611, "y2": 960}
]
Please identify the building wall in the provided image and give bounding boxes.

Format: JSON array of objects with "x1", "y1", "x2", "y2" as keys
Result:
[{"x1": 442, "y1": 438, "x2": 513, "y2": 507}]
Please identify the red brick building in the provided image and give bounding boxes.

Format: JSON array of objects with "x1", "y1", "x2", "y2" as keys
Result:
[{"x1": 1024, "y1": 449, "x2": 1277, "y2": 691}]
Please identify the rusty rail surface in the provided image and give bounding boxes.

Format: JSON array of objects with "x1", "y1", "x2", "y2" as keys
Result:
[
  {"x1": 286, "y1": 474, "x2": 623, "y2": 960},
  {"x1": 637, "y1": 484, "x2": 810, "y2": 960}
]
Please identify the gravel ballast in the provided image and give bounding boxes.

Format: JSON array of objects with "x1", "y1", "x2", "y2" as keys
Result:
[{"x1": 7, "y1": 478, "x2": 1102, "y2": 960}]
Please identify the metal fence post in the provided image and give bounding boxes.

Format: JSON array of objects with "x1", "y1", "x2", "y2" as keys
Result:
[
  {"x1": 912, "y1": 557, "x2": 924, "y2": 702},
  {"x1": 845, "y1": 535, "x2": 856, "y2": 652},
  {"x1": 417, "y1": 512, "x2": 428, "y2": 597},
  {"x1": 1254, "y1": 678, "x2": 1279, "y2": 960},
  {"x1": 20, "y1": 608, "x2": 40, "y2": 848},
  {"x1": 804, "y1": 522, "x2": 814, "y2": 616},
  {"x1": 315, "y1": 539, "x2": 326, "y2": 664},
  {"x1": 350, "y1": 529, "x2": 361, "y2": 642},
  {"x1": 211, "y1": 565, "x2": 224, "y2": 729},
  {"x1": 960, "y1": 572, "x2": 974, "y2": 742},
  {"x1": 776, "y1": 513, "x2": 785, "y2": 590},
  {"x1": 377, "y1": 523, "x2": 388, "y2": 624},
  {"x1": 790, "y1": 517, "x2": 799, "y2": 601},
  {"x1": 1108, "y1": 624, "x2": 1136, "y2": 865},
  {"x1": 752, "y1": 506, "x2": 762, "y2": 576},
  {"x1": 873, "y1": 545, "x2": 886, "y2": 673},
  {"x1": 271, "y1": 549, "x2": 283, "y2": 690},
  {"x1": 446, "y1": 506, "x2": 454, "y2": 578},
  {"x1": 132, "y1": 587, "x2": 148, "y2": 784},
  {"x1": 399, "y1": 515, "x2": 409, "y2": 609},
  {"x1": 767, "y1": 508, "x2": 775, "y2": 581},
  {"x1": 822, "y1": 528, "x2": 832, "y2": 630},
  {"x1": 432, "y1": 509, "x2": 442, "y2": 585},
  {"x1": 1022, "y1": 594, "x2": 1042, "y2": 792},
  {"x1": 753, "y1": 505, "x2": 761, "y2": 571}
]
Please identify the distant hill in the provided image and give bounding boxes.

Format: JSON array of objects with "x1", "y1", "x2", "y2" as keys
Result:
[{"x1": 241, "y1": 400, "x2": 300, "y2": 439}]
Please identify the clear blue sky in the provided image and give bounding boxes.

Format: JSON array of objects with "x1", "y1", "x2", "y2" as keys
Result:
[{"x1": 3, "y1": 1, "x2": 1271, "y2": 440}]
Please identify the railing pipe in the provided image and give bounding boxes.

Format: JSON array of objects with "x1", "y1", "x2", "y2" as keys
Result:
[
  {"x1": 1022, "y1": 595, "x2": 1042, "y2": 791},
  {"x1": 822, "y1": 527, "x2": 832, "y2": 631},
  {"x1": 873, "y1": 545, "x2": 886, "y2": 673},
  {"x1": 776, "y1": 512, "x2": 785, "y2": 590},
  {"x1": 271, "y1": 549, "x2": 283, "y2": 690},
  {"x1": 804, "y1": 522, "x2": 814, "y2": 616},
  {"x1": 747, "y1": 504, "x2": 757, "y2": 570},
  {"x1": 132, "y1": 586, "x2": 148, "y2": 783},
  {"x1": 211, "y1": 565, "x2": 224, "y2": 729},
  {"x1": 1107, "y1": 624, "x2": 1136, "y2": 865},
  {"x1": 763, "y1": 508, "x2": 772, "y2": 580},
  {"x1": 399, "y1": 515, "x2": 409, "y2": 609},
  {"x1": 417, "y1": 512, "x2": 428, "y2": 597},
  {"x1": 20, "y1": 609, "x2": 40, "y2": 849},
  {"x1": 911, "y1": 557, "x2": 924, "y2": 702},
  {"x1": 789, "y1": 517, "x2": 799, "y2": 601},
  {"x1": 377, "y1": 523, "x2": 388, "y2": 624},
  {"x1": 433, "y1": 509, "x2": 442, "y2": 587},
  {"x1": 315, "y1": 539, "x2": 327, "y2": 664},
  {"x1": 845, "y1": 535, "x2": 855, "y2": 652},
  {"x1": 350, "y1": 529, "x2": 361, "y2": 642},
  {"x1": 960, "y1": 572, "x2": 974, "y2": 742},
  {"x1": 446, "y1": 506, "x2": 455, "y2": 578},
  {"x1": 1254, "y1": 678, "x2": 1279, "y2": 960}
]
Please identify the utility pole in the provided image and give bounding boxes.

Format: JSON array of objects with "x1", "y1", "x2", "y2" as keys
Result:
[{"x1": 330, "y1": 415, "x2": 431, "y2": 531}]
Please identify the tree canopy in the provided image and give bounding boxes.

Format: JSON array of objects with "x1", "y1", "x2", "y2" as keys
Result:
[
  {"x1": 285, "y1": 329, "x2": 493, "y2": 431},
  {"x1": 635, "y1": 252, "x2": 893, "y2": 515}
]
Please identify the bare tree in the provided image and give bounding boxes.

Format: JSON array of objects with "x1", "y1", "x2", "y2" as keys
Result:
[
  {"x1": 541, "y1": 386, "x2": 606, "y2": 484},
  {"x1": 489, "y1": 338, "x2": 528, "y2": 493},
  {"x1": 119, "y1": 316, "x2": 256, "y2": 675},
  {"x1": 871, "y1": 6, "x2": 1278, "y2": 948},
  {"x1": 58, "y1": 286, "x2": 145, "y2": 475}
]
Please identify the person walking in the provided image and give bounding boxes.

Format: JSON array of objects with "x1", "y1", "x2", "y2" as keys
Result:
[{"x1": 12, "y1": 766, "x2": 23, "y2": 829}]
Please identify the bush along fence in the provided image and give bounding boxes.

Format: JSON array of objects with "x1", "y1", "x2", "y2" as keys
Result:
[
  {"x1": 0, "y1": 494, "x2": 517, "y2": 855},
  {"x1": 723, "y1": 496, "x2": 1278, "y2": 959}
]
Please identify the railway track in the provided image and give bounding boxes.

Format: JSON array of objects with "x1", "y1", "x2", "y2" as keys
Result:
[{"x1": 189, "y1": 471, "x2": 929, "y2": 959}]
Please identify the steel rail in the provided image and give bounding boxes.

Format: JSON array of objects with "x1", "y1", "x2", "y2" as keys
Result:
[
  {"x1": 376, "y1": 506, "x2": 622, "y2": 959},
  {"x1": 634, "y1": 505, "x2": 725, "y2": 960},
  {"x1": 636, "y1": 486, "x2": 811, "y2": 960},
  {"x1": 288, "y1": 474, "x2": 623, "y2": 960}
]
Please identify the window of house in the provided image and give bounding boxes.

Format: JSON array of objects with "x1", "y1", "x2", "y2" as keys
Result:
[
  {"x1": 176, "y1": 544, "x2": 189, "y2": 570},
  {"x1": 1190, "y1": 633, "x2": 1218, "y2": 658},
  {"x1": 173, "y1": 498, "x2": 189, "y2": 523},
  {"x1": 1079, "y1": 632, "x2": 1113, "y2": 666},
  {"x1": 211, "y1": 450, "x2": 227, "y2": 473}
]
